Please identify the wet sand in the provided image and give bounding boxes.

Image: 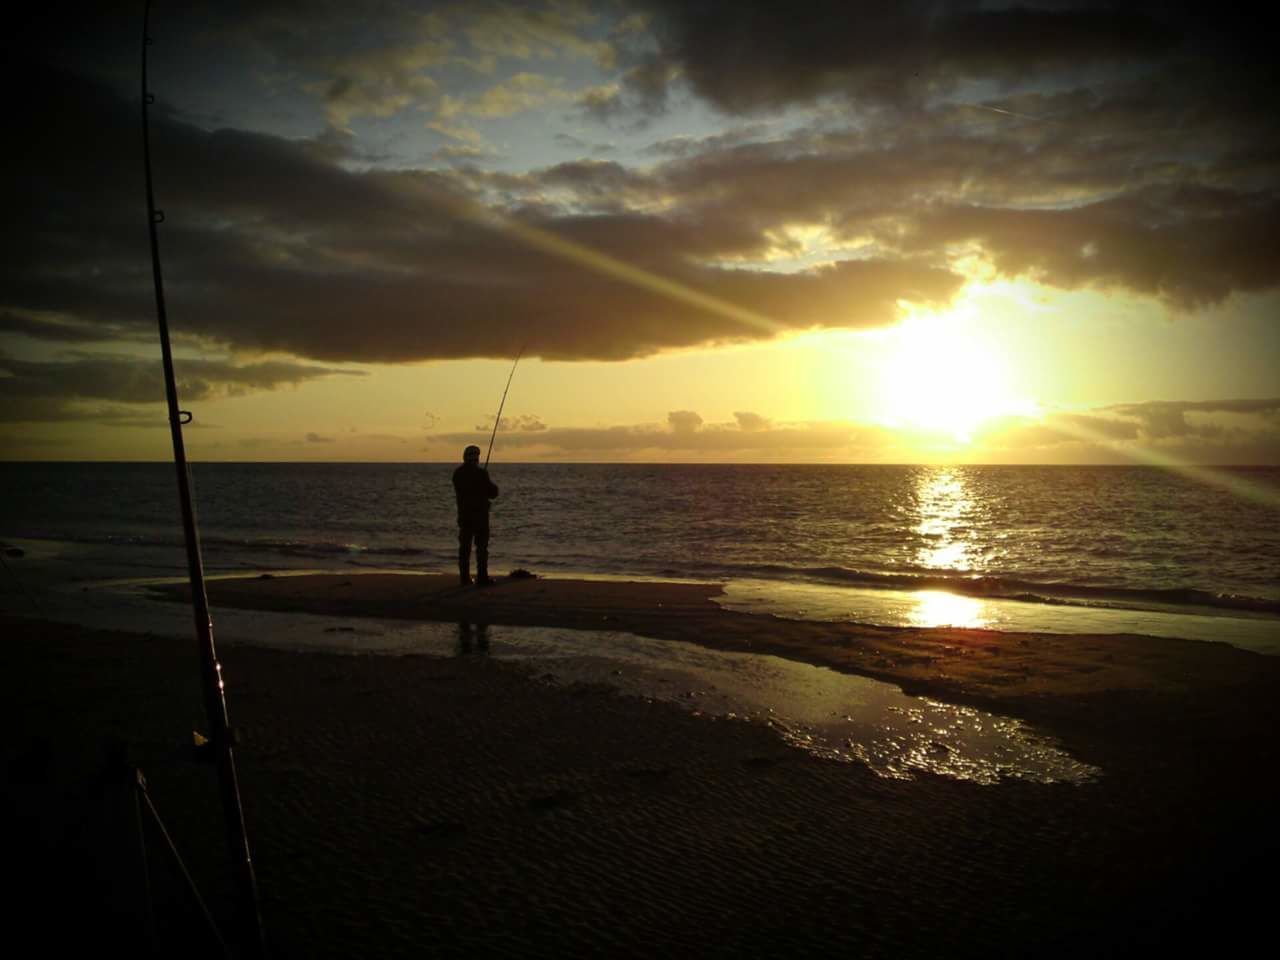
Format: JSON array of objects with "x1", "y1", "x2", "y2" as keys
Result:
[{"x1": 7, "y1": 574, "x2": 1280, "y2": 956}]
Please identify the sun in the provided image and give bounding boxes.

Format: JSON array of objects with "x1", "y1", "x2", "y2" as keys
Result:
[{"x1": 873, "y1": 311, "x2": 1025, "y2": 442}]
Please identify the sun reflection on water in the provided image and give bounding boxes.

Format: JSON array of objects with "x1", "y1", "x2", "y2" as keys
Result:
[{"x1": 912, "y1": 468, "x2": 977, "y2": 573}]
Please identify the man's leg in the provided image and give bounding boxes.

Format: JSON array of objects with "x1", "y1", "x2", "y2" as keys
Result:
[
  {"x1": 457, "y1": 526, "x2": 473, "y2": 585},
  {"x1": 475, "y1": 525, "x2": 492, "y2": 585}
]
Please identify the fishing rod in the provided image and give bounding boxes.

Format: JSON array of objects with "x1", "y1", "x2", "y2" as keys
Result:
[
  {"x1": 141, "y1": 2, "x2": 265, "y2": 955},
  {"x1": 484, "y1": 345, "x2": 525, "y2": 469}
]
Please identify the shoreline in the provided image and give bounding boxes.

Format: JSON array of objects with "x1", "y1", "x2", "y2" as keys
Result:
[{"x1": 6, "y1": 531, "x2": 1278, "y2": 652}]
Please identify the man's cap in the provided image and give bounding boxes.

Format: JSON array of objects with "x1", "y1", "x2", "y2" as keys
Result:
[{"x1": 463, "y1": 444, "x2": 481, "y2": 459}]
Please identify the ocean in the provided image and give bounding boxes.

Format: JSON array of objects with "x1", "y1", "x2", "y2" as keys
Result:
[{"x1": 2, "y1": 462, "x2": 1278, "y2": 651}]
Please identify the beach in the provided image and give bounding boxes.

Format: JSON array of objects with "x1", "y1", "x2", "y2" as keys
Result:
[{"x1": 8, "y1": 572, "x2": 1280, "y2": 957}]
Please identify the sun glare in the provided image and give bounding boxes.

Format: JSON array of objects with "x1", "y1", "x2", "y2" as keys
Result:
[{"x1": 874, "y1": 311, "x2": 1027, "y2": 442}]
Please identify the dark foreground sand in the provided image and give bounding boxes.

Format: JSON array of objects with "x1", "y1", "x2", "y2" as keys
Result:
[{"x1": 6, "y1": 573, "x2": 1280, "y2": 957}]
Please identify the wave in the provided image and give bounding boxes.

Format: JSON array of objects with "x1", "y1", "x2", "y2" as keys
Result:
[{"x1": 25, "y1": 530, "x2": 430, "y2": 560}]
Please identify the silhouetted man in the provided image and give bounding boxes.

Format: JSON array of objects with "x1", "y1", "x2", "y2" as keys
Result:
[{"x1": 452, "y1": 444, "x2": 499, "y2": 586}]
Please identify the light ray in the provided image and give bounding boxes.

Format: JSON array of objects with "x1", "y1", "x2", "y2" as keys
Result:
[
  {"x1": 418, "y1": 184, "x2": 785, "y2": 340},
  {"x1": 1049, "y1": 418, "x2": 1280, "y2": 510}
]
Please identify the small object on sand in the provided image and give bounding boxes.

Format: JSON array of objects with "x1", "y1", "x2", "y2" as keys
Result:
[
  {"x1": 4, "y1": 547, "x2": 24, "y2": 558},
  {"x1": 509, "y1": 568, "x2": 537, "y2": 579},
  {"x1": 258, "y1": 573, "x2": 275, "y2": 580}
]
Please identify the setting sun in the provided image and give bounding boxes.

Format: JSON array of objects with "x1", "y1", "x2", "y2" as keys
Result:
[{"x1": 874, "y1": 311, "x2": 1029, "y2": 442}]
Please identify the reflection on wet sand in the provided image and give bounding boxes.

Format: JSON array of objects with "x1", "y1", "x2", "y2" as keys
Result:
[
  {"x1": 908, "y1": 589, "x2": 988, "y2": 629},
  {"x1": 456, "y1": 621, "x2": 490, "y2": 655}
]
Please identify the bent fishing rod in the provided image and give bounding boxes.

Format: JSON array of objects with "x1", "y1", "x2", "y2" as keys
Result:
[
  {"x1": 484, "y1": 345, "x2": 525, "y2": 469},
  {"x1": 141, "y1": 2, "x2": 265, "y2": 955}
]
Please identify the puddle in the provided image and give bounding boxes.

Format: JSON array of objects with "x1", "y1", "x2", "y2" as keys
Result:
[
  {"x1": 5, "y1": 575, "x2": 1098, "y2": 785},
  {"x1": 472, "y1": 626, "x2": 1099, "y2": 785}
]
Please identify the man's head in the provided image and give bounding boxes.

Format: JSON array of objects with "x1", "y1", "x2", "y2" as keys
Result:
[{"x1": 463, "y1": 445, "x2": 481, "y2": 465}]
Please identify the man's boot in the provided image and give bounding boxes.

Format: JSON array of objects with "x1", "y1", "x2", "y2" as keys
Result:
[{"x1": 476, "y1": 547, "x2": 494, "y2": 587}]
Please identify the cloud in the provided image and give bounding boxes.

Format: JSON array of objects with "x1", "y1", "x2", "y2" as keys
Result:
[
  {"x1": 318, "y1": 41, "x2": 447, "y2": 129},
  {"x1": 733, "y1": 411, "x2": 770, "y2": 432},
  {"x1": 3, "y1": 64, "x2": 963, "y2": 365},
  {"x1": 438, "y1": 72, "x2": 571, "y2": 121},
  {"x1": 553, "y1": 132, "x2": 614, "y2": 154},
  {"x1": 430, "y1": 410, "x2": 892, "y2": 460},
  {"x1": 644, "y1": 124, "x2": 774, "y2": 158},
  {"x1": 974, "y1": 401, "x2": 1280, "y2": 463},
  {"x1": 667, "y1": 410, "x2": 703, "y2": 433},
  {"x1": 421, "y1": 397, "x2": 1280, "y2": 463},
  {"x1": 305, "y1": 432, "x2": 335, "y2": 443},
  {"x1": 1104, "y1": 398, "x2": 1280, "y2": 439},
  {"x1": 0, "y1": 350, "x2": 363, "y2": 423},
  {"x1": 632, "y1": 1, "x2": 1182, "y2": 115},
  {"x1": 900, "y1": 188, "x2": 1280, "y2": 308},
  {"x1": 462, "y1": 2, "x2": 616, "y2": 70},
  {"x1": 0, "y1": 310, "x2": 153, "y2": 344},
  {"x1": 511, "y1": 414, "x2": 548, "y2": 432},
  {"x1": 474, "y1": 414, "x2": 548, "y2": 432}
]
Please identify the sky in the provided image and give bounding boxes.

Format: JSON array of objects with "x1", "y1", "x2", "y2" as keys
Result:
[{"x1": 3, "y1": 0, "x2": 1278, "y2": 464}]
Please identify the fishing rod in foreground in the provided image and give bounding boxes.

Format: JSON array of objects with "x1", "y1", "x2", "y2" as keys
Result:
[
  {"x1": 141, "y1": 2, "x2": 265, "y2": 955},
  {"x1": 484, "y1": 345, "x2": 526, "y2": 469}
]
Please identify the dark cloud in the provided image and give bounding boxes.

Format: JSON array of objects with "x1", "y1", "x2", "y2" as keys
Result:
[
  {"x1": 634, "y1": 1, "x2": 1181, "y2": 114},
  {"x1": 0, "y1": 311, "x2": 152, "y2": 344},
  {"x1": 900, "y1": 188, "x2": 1280, "y2": 308},
  {"x1": 655, "y1": 5, "x2": 1268, "y2": 121},
  {"x1": 0, "y1": 351, "x2": 362, "y2": 422},
  {"x1": 2, "y1": 62, "x2": 961, "y2": 364},
  {"x1": 305, "y1": 432, "x2": 335, "y2": 443}
]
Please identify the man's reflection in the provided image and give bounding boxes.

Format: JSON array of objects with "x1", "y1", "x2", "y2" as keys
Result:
[{"x1": 456, "y1": 621, "x2": 490, "y2": 655}]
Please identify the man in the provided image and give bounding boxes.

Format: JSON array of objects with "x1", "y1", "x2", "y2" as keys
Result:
[{"x1": 452, "y1": 444, "x2": 499, "y2": 586}]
